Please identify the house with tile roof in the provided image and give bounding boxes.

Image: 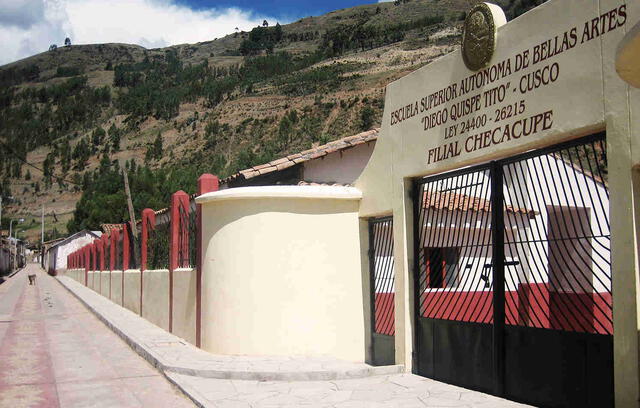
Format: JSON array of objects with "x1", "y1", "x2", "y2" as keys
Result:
[
  {"x1": 44, "y1": 230, "x2": 101, "y2": 276},
  {"x1": 223, "y1": 128, "x2": 378, "y2": 188}
]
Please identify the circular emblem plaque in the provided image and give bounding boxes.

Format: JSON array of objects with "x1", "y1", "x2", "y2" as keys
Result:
[{"x1": 462, "y1": 3, "x2": 497, "y2": 71}]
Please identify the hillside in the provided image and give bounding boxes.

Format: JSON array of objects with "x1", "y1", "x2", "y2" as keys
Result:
[{"x1": 0, "y1": 0, "x2": 544, "y2": 243}]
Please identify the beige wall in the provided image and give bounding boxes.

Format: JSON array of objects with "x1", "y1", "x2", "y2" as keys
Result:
[
  {"x1": 123, "y1": 269, "x2": 141, "y2": 315},
  {"x1": 67, "y1": 268, "x2": 83, "y2": 284},
  {"x1": 197, "y1": 186, "x2": 365, "y2": 361},
  {"x1": 100, "y1": 271, "x2": 110, "y2": 298},
  {"x1": 141, "y1": 269, "x2": 170, "y2": 331},
  {"x1": 172, "y1": 267, "x2": 197, "y2": 345},
  {"x1": 355, "y1": 0, "x2": 640, "y2": 404},
  {"x1": 88, "y1": 271, "x2": 96, "y2": 290},
  {"x1": 110, "y1": 271, "x2": 123, "y2": 306}
]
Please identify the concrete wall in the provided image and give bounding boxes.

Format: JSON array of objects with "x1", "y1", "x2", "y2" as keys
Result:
[
  {"x1": 110, "y1": 271, "x2": 123, "y2": 306},
  {"x1": 123, "y1": 270, "x2": 141, "y2": 315},
  {"x1": 197, "y1": 185, "x2": 365, "y2": 361},
  {"x1": 88, "y1": 271, "x2": 95, "y2": 290},
  {"x1": 141, "y1": 269, "x2": 170, "y2": 331},
  {"x1": 100, "y1": 271, "x2": 110, "y2": 298},
  {"x1": 172, "y1": 267, "x2": 197, "y2": 345}
]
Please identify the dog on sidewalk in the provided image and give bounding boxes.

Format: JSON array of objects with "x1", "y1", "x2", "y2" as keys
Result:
[{"x1": 27, "y1": 274, "x2": 36, "y2": 285}]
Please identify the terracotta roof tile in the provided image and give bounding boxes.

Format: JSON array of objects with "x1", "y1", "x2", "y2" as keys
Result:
[
  {"x1": 270, "y1": 158, "x2": 290, "y2": 166},
  {"x1": 101, "y1": 224, "x2": 124, "y2": 233},
  {"x1": 276, "y1": 162, "x2": 295, "y2": 171},
  {"x1": 423, "y1": 191, "x2": 536, "y2": 217},
  {"x1": 222, "y1": 128, "x2": 378, "y2": 183},
  {"x1": 257, "y1": 167, "x2": 275, "y2": 175},
  {"x1": 252, "y1": 163, "x2": 272, "y2": 170}
]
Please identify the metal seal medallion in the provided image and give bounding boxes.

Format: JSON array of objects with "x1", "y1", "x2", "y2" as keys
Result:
[{"x1": 462, "y1": 3, "x2": 497, "y2": 71}]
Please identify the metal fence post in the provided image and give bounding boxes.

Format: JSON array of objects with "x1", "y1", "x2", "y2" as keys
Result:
[
  {"x1": 110, "y1": 230, "x2": 119, "y2": 299},
  {"x1": 196, "y1": 174, "x2": 219, "y2": 347},
  {"x1": 96, "y1": 238, "x2": 103, "y2": 271},
  {"x1": 490, "y1": 161, "x2": 505, "y2": 397}
]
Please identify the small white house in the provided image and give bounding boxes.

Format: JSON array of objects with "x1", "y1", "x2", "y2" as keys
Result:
[
  {"x1": 45, "y1": 230, "x2": 101, "y2": 275},
  {"x1": 223, "y1": 129, "x2": 377, "y2": 187}
]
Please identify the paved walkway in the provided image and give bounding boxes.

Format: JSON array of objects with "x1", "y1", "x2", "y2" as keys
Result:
[
  {"x1": 57, "y1": 275, "x2": 403, "y2": 382},
  {"x1": 0, "y1": 264, "x2": 194, "y2": 408},
  {"x1": 56, "y1": 270, "x2": 533, "y2": 408}
]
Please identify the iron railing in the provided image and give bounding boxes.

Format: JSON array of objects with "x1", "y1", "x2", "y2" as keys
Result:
[
  {"x1": 125, "y1": 222, "x2": 140, "y2": 269},
  {"x1": 369, "y1": 217, "x2": 395, "y2": 336},
  {"x1": 501, "y1": 135, "x2": 611, "y2": 334},
  {"x1": 178, "y1": 200, "x2": 197, "y2": 268},
  {"x1": 147, "y1": 217, "x2": 170, "y2": 270},
  {"x1": 416, "y1": 166, "x2": 494, "y2": 324},
  {"x1": 104, "y1": 239, "x2": 111, "y2": 271},
  {"x1": 115, "y1": 233, "x2": 123, "y2": 270},
  {"x1": 414, "y1": 133, "x2": 611, "y2": 335}
]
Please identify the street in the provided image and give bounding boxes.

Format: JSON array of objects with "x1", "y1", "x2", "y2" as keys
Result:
[{"x1": 0, "y1": 264, "x2": 194, "y2": 408}]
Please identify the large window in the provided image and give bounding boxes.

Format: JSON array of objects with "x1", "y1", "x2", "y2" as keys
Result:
[{"x1": 424, "y1": 247, "x2": 460, "y2": 288}]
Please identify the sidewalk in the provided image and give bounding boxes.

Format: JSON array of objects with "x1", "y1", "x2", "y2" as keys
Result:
[
  {"x1": 0, "y1": 265, "x2": 194, "y2": 408},
  {"x1": 56, "y1": 274, "x2": 532, "y2": 408}
]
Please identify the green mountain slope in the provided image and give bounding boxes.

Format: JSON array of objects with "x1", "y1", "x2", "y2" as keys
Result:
[{"x1": 0, "y1": 0, "x2": 544, "y2": 242}]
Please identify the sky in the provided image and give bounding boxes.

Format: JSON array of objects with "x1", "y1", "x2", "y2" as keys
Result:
[{"x1": 0, "y1": 0, "x2": 385, "y2": 66}]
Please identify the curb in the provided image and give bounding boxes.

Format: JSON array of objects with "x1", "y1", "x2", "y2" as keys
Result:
[{"x1": 55, "y1": 276, "x2": 404, "y2": 382}]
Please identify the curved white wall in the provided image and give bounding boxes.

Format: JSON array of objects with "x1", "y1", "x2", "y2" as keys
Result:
[{"x1": 198, "y1": 186, "x2": 366, "y2": 361}]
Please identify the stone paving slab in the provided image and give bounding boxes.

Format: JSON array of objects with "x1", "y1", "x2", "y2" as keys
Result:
[
  {"x1": 56, "y1": 275, "x2": 533, "y2": 408},
  {"x1": 165, "y1": 372, "x2": 534, "y2": 408},
  {"x1": 57, "y1": 276, "x2": 404, "y2": 381}
]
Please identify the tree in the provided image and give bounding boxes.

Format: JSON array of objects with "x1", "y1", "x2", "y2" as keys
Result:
[
  {"x1": 64, "y1": 37, "x2": 71, "y2": 47},
  {"x1": 145, "y1": 132, "x2": 163, "y2": 162},
  {"x1": 91, "y1": 127, "x2": 106, "y2": 152},
  {"x1": 277, "y1": 115, "x2": 293, "y2": 149},
  {"x1": 360, "y1": 106, "x2": 375, "y2": 131},
  {"x1": 108, "y1": 123, "x2": 121, "y2": 151},
  {"x1": 263, "y1": 20, "x2": 269, "y2": 27},
  {"x1": 274, "y1": 23, "x2": 283, "y2": 42}
]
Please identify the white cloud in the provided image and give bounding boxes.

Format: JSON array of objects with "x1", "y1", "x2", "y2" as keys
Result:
[{"x1": 0, "y1": 0, "x2": 279, "y2": 65}]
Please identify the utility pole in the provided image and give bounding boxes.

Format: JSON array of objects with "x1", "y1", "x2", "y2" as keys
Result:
[
  {"x1": 41, "y1": 205, "x2": 44, "y2": 267},
  {"x1": 122, "y1": 166, "x2": 137, "y2": 238}
]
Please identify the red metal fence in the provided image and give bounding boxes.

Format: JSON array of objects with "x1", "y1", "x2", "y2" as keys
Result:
[{"x1": 66, "y1": 174, "x2": 220, "y2": 346}]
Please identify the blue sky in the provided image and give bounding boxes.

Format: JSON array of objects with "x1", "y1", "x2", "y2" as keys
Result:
[{"x1": 177, "y1": 0, "x2": 374, "y2": 21}]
